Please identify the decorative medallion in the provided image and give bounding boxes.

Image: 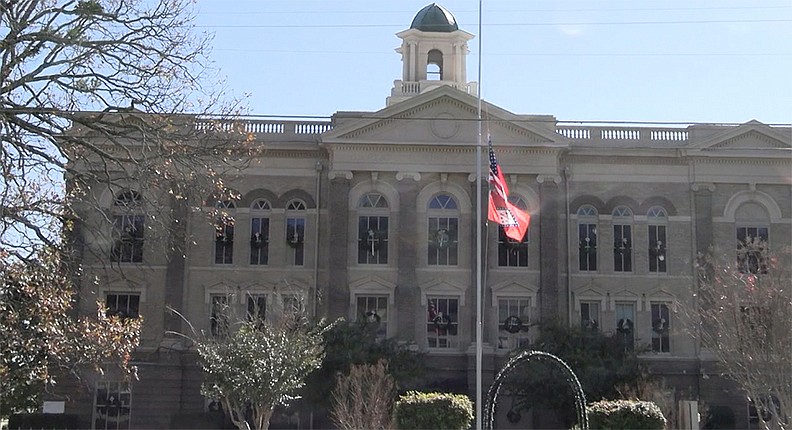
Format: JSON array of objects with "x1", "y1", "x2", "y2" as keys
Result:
[{"x1": 431, "y1": 112, "x2": 460, "y2": 139}]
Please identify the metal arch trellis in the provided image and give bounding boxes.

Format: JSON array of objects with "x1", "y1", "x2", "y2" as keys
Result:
[{"x1": 484, "y1": 350, "x2": 589, "y2": 430}]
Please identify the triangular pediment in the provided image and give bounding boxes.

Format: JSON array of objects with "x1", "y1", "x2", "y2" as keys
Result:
[
  {"x1": 323, "y1": 86, "x2": 565, "y2": 147},
  {"x1": 689, "y1": 120, "x2": 791, "y2": 153}
]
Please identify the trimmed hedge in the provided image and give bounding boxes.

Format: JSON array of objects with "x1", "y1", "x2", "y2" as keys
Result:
[
  {"x1": 395, "y1": 391, "x2": 474, "y2": 430},
  {"x1": 588, "y1": 400, "x2": 667, "y2": 429}
]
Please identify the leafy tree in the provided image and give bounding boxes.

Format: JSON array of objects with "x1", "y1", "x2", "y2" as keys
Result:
[
  {"x1": 302, "y1": 320, "x2": 425, "y2": 413},
  {"x1": 694, "y1": 242, "x2": 791, "y2": 430},
  {"x1": 505, "y1": 322, "x2": 649, "y2": 428},
  {"x1": 0, "y1": 248, "x2": 140, "y2": 417},
  {"x1": 188, "y1": 310, "x2": 335, "y2": 430}
]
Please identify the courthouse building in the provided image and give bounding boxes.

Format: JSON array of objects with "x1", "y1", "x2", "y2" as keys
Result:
[{"x1": 60, "y1": 4, "x2": 791, "y2": 429}]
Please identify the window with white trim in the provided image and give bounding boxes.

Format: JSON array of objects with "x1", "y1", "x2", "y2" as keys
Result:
[
  {"x1": 613, "y1": 206, "x2": 633, "y2": 272},
  {"x1": 428, "y1": 194, "x2": 458, "y2": 266},
  {"x1": 498, "y1": 195, "x2": 529, "y2": 267},
  {"x1": 250, "y1": 199, "x2": 270, "y2": 265},
  {"x1": 358, "y1": 193, "x2": 389, "y2": 264},
  {"x1": 93, "y1": 381, "x2": 131, "y2": 430},
  {"x1": 650, "y1": 303, "x2": 671, "y2": 353},
  {"x1": 214, "y1": 200, "x2": 235, "y2": 265},
  {"x1": 497, "y1": 297, "x2": 531, "y2": 350},
  {"x1": 615, "y1": 302, "x2": 635, "y2": 352},
  {"x1": 111, "y1": 191, "x2": 144, "y2": 263},
  {"x1": 285, "y1": 200, "x2": 306, "y2": 266},
  {"x1": 647, "y1": 207, "x2": 667, "y2": 273},
  {"x1": 580, "y1": 301, "x2": 600, "y2": 332},
  {"x1": 426, "y1": 296, "x2": 458, "y2": 348},
  {"x1": 105, "y1": 293, "x2": 140, "y2": 319},
  {"x1": 735, "y1": 202, "x2": 770, "y2": 274},
  {"x1": 356, "y1": 295, "x2": 388, "y2": 339},
  {"x1": 577, "y1": 205, "x2": 598, "y2": 271}
]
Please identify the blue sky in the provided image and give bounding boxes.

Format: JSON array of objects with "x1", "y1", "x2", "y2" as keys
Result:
[{"x1": 194, "y1": 1, "x2": 791, "y2": 125}]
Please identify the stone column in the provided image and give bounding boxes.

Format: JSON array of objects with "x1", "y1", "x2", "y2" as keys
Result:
[
  {"x1": 164, "y1": 196, "x2": 188, "y2": 334},
  {"x1": 395, "y1": 173, "x2": 420, "y2": 343},
  {"x1": 538, "y1": 175, "x2": 562, "y2": 321},
  {"x1": 326, "y1": 172, "x2": 351, "y2": 318},
  {"x1": 692, "y1": 183, "x2": 715, "y2": 255}
]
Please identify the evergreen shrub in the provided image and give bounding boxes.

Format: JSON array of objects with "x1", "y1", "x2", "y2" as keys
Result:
[
  {"x1": 588, "y1": 399, "x2": 667, "y2": 429},
  {"x1": 394, "y1": 391, "x2": 474, "y2": 430}
]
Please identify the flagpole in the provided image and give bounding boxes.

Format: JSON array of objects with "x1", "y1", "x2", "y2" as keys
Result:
[{"x1": 475, "y1": 0, "x2": 484, "y2": 429}]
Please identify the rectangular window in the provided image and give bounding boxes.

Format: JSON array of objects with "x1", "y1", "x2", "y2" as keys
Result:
[
  {"x1": 246, "y1": 294, "x2": 267, "y2": 323},
  {"x1": 580, "y1": 301, "x2": 600, "y2": 331},
  {"x1": 615, "y1": 302, "x2": 635, "y2": 352},
  {"x1": 286, "y1": 218, "x2": 305, "y2": 266},
  {"x1": 578, "y1": 223, "x2": 597, "y2": 271},
  {"x1": 613, "y1": 224, "x2": 632, "y2": 272},
  {"x1": 737, "y1": 226, "x2": 768, "y2": 274},
  {"x1": 210, "y1": 295, "x2": 230, "y2": 336},
  {"x1": 358, "y1": 216, "x2": 389, "y2": 264},
  {"x1": 428, "y1": 217, "x2": 458, "y2": 266},
  {"x1": 356, "y1": 295, "x2": 388, "y2": 339},
  {"x1": 427, "y1": 297, "x2": 458, "y2": 348},
  {"x1": 111, "y1": 215, "x2": 144, "y2": 263},
  {"x1": 93, "y1": 381, "x2": 131, "y2": 430},
  {"x1": 214, "y1": 222, "x2": 234, "y2": 265},
  {"x1": 498, "y1": 227, "x2": 528, "y2": 267},
  {"x1": 651, "y1": 303, "x2": 671, "y2": 353},
  {"x1": 105, "y1": 293, "x2": 140, "y2": 319},
  {"x1": 250, "y1": 217, "x2": 269, "y2": 265},
  {"x1": 648, "y1": 225, "x2": 667, "y2": 273},
  {"x1": 497, "y1": 298, "x2": 531, "y2": 350}
]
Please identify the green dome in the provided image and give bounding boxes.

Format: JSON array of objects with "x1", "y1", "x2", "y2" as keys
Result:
[{"x1": 410, "y1": 3, "x2": 458, "y2": 32}]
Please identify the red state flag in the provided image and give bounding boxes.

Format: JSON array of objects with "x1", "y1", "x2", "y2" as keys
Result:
[{"x1": 487, "y1": 139, "x2": 530, "y2": 242}]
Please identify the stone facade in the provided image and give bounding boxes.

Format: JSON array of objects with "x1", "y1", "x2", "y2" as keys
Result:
[{"x1": 60, "y1": 5, "x2": 791, "y2": 430}]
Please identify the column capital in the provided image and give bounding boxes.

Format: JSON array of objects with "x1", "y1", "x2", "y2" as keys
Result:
[
  {"x1": 396, "y1": 171, "x2": 421, "y2": 182},
  {"x1": 327, "y1": 170, "x2": 353, "y2": 180},
  {"x1": 536, "y1": 174, "x2": 562, "y2": 185},
  {"x1": 691, "y1": 182, "x2": 715, "y2": 192}
]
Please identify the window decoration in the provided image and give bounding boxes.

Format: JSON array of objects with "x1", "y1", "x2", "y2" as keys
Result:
[
  {"x1": 105, "y1": 293, "x2": 140, "y2": 319},
  {"x1": 577, "y1": 205, "x2": 598, "y2": 271},
  {"x1": 427, "y1": 297, "x2": 458, "y2": 348},
  {"x1": 615, "y1": 302, "x2": 635, "y2": 351},
  {"x1": 647, "y1": 207, "x2": 668, "y2": 272},
  {"x1": 613, "y1": 206, "x2": 633, "y2": 272},
  {"x1": 285, "y1": 199, "x2": 306, "y2": 266},
  {"x1": 428, "y1": 194, "x2": 459, "y2": 266},
  {"x1": 111, "y1": 191, "x2": 144, "y2": 263},
  {"x1": 737, "y1": 226, "x2": 768, "y2": 274},
  {"x1": 210, "y1": 295, "x2": 230, "y2": 337},
  {"x1": 651, "y1": 303, "x2": 671, "y2": 353},
  {"x1": 214, "y1": 200, "x2": 235, "y2": 265},
  {"x1": 356, "y1": 295, "x2": 388, "y2": 338},
  {"x1": 250, "y1": 200, "x2": 270, "y2": 265},
  {"x1": 580, "y1": 301, "x2": 600, "y2": 332},
  {"x1": 497, "y1": 297, "x2": 531, "y2": 350},
  {"x1": 93, "y1": 381, "x2": 131, "y2": 430},
  {"x1": 498, "y1": 195, "x2": 529, "y2": 267}
]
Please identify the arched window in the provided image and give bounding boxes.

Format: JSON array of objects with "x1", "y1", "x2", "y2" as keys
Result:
[
  {"x1": 357, "y1": 193, "x2": 389, "y2": 264},
  {"x1": 285, "y1": 199, "x2": 306, "y2": 266},
  {"x1": 735, "y1": 202, "x2": 769, "y2": 274},
  {"x1": 647, "y1": 206, "x2": 668, "y2": 273},
  {"x1": 250, "y1": 199, "x2": 271, "y2": 265},
  {"x1": 214, "y1": 200, "x2": 235, "y2": 265},
  {"x1": 428, "y1": 194, "x2": 458, "y2": 266},
  {"x1": 427, "y1": 49, "x2": 443, "y2": 80},
  {"x1": 498, "y1": 195, "x2": 529, "y2": 267},
  {"x1": 612, "y1": 206, "x2": 633, "y2": 272},
  {"x1": 111, "y1": 190, "x2": 144, "y2": 263},
  {"x1": 577, "y1": 205, "x2": 598, "y2": 271}
]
